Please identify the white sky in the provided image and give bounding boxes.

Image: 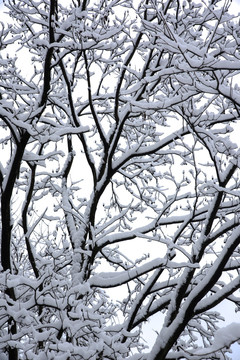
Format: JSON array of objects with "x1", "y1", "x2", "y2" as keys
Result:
[{"x1": 0, "y1": 0, "x2": 240, "y2": 359}]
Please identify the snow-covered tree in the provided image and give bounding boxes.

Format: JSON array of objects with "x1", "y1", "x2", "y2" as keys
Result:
[{"x1": 1, "y1": 0, "x2": 240, "y2": 359}]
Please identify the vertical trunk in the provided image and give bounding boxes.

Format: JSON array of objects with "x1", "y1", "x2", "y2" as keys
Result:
[{"x1": 1, "y1": 133, "x2": 29, "y2": 360}]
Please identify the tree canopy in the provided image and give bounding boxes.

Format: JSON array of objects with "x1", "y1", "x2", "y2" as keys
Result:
[{"x1": 0, "y1": 0, "x2": 240, "y2": 359}]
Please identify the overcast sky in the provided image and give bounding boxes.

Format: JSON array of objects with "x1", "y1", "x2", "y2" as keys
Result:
[{"x1": 0, "y1": 0, "x2": 240, "y2": 359}]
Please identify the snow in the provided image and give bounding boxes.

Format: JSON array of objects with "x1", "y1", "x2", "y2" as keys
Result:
[
  {"x1": 194, "y1": 323, "x2": 240, "y2": 356},
  {"x1": 90, "y1": 259, "x2": 198, "y2": 288},
  {"x1": 1, "y1": 0, "x2": 240, "y2": 359}
]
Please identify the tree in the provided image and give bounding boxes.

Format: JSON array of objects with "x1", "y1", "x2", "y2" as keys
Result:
[{"x1": 0, "y1": 0, "x2": 240, "y2": 359}]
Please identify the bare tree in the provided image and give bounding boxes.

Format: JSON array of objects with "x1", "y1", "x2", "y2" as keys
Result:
[{"x1": 0, "y1": 0, "x2": 240, "y2": 359}]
